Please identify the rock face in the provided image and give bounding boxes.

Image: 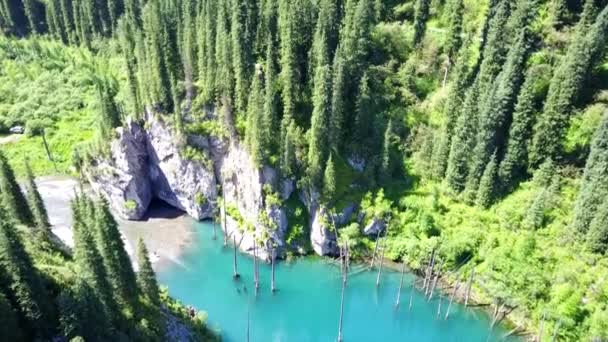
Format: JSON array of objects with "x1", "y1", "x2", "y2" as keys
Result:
[
  {"x1": 146, "y1": 117, "x2": 216, "y2": 220},
  {"x1": 363, "y1": 218, "x2": 386, "y2": 237},
  {"x1": 309, "y1": 202, "x2": 358, "y2": 256},
  {"x1": 86, "y1": 115, "x2": 217, "y2": 221},
  {"x1": 219, "y1": 142, "x2": 288, "y2": 260},
  {"x1": 87, "y1": 121, "x2": 152, "y2": 219}
]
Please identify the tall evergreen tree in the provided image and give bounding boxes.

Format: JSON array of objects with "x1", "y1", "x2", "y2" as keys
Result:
[
  {"x1": 0, "y1": 290, "x2": 22, "y2": 341},
  {"x1": 530, "y1": 4, "x2": 608, "y2": 166},
  {"x1": 476, "y1": 152, "x2": 498, "y2": 208},
  {"x1": 412, "y1": 0, "x2": 431, "y2": 46},
  {"x1": 262, "y1": 35, "x2": 280, "y2": 158},
  {"x1": 0, "y1": 207, "x2": 53, "y2": 339},
  {"x1": 323, "y1": 152, "x2": 337, "y2": 203},
  {"x1": 571, "y1": 111, "x2": 608, "y2": 234},
  {"x1": 0, "y1": 150, "x2": 34, "y2": 226},
  {"x1": 329, "y1": 54, "x2": 346, "y2": 153},
  {"x1": 231, "y1": 0, "x2": 255, "y2": 115},
  {"x1": 23, "y1": 159, "x2": 51, "y2": 238},
  {"x1": 136, "y1": 238, "x2": 160, "y2": 306},
  {"x1": 94, "y1": 198, "x2": 139, "y2": 313},
  {"x1": 71, "y1": 196, "x2": 120, "y2": 327},
  {"x1": 380, "y1": 119, "x2": 394, "y2": 184},
  {"x1": 587, "y1": 199, "x2": 608, "y2": 254},
  {"x1": 245, "y1": 66, "x2": 267, "y2": 165},
  {"x1": 444, "y1": 0, "x2": 464, "y2": 61},
  {"x1": 307, "y1": 63, "x2": 332, "y2": 187}
]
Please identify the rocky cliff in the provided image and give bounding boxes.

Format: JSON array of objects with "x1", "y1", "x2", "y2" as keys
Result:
[{"x1": 86, "y1": 110, "x2": 289, "y2": 259}]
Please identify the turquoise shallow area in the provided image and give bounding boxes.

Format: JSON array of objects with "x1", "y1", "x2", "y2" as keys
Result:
[{"x1": 158, "y1": 221, "x2": 517, "y2": 342}]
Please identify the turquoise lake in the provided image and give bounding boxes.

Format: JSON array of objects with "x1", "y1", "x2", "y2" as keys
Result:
[{"x1": 157, "y1": 221, "x2": 517, "y2": 342}]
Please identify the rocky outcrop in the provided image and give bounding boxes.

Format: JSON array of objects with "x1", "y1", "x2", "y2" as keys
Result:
[
  {"x1": 309, "y1": 202, "x2": 358, "y2": 256},
  {"x1": 219, "y1": 142, "x2": 288, "y2": 260},
  {"x1": 86, "y1": 114, "x2": 217, "y2": 221},
  {"x1": 363, "y1": 218, "x2": 386, "y2": 237},
  {"x1": 86, "y1": 121, "x2": 152, "y2": 219},
  {"x1": 146, "y1": 117, "x2": 216, "y2": 220}
]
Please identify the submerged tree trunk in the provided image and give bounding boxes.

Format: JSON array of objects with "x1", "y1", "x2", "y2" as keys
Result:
[
  {"x1": 254, "y1": 242, "x2": 259, "y2": 295},
  {"x1": 271, "y1": 246, "x2": 276, "y2": 293},
  {"x1": 424, "y1": 250, "x2": 436, "y2": 295},
  {"x1": 409, "y1": 277, "x2": 415, "y2": 311},
  {"x1": 233, "y1": 233, "x2": 240, "y2": 279},
  {"x1": 222, "y1": 177, "x2": 228, "y2": 246},
  {"x1": 370, "y1": 229, "x2": 381, "y2": 268},
  {"x1": 464, "y1": 269, "x2": 474, "y2": 307},
  {"x1": 436, "y1": 294, "x2": 443, "y2": 318},
  {"x1": 445, "y1": 279, "x2": 460, "y2": 320},
  {"x1": 376, "y1": 224, "x2": 389, "y2": 287},
  {"x1": 395, "y1": 262, "x2": 406, "y2": 307},
  {"x1": 428, "y1": 259, "x2": 443, "y2": 301},
  {"x1": 337, "y1": 243, "x2": 348, "y2": 342}
]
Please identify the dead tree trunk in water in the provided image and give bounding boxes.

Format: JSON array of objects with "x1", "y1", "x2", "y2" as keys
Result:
[
  {"x1": 436, "y1": 294, "x2": 443, "y2": 318},
  {"x1": 424, "y1": 250, "x2": 436, "y2": 295},
  {"x1": 445, "y1": 279, "x2": 461, "y2": 320},
  {"x1": 222, "y1": 177, "x2": 228, "y2": 246},
  {"x1": 395, "y1": 262, "x2": 406, "y2": 307},
  {"x1": 428, "y1": 259, "x2": 443, "y2": 301},
  {"x1": 232, "y1": 233, "x2": 240, "y2": 279},
  {"x1": 337, "y1": 243, "x2": 347, "y2": 342},
  {"x1": 253, "y1": 242, "x2": 259, "y2": 295},
  {"x1": 464, "y1": 269, "x2": 474, "y2": 307},
  {"x1": 369, "y1": 229, "x2": 381, "y2": 268},
  {"x1": 271, "y1": 246, "x2": 276, "y2": 293},
  {"x1": 409, "y1": 277, "x2": 415, "y2": 311},
  {"x1": 375, "y1": 224, "x2": 389, "y2": 287}
]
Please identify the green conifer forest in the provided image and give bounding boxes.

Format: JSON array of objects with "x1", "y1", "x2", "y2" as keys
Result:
[{"x1": 1, "y1": 0, "x2": 608, "y2": 340}]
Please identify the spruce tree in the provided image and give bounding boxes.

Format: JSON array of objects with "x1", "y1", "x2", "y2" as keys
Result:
[
  {"x1": 587, "y1": 199, "x2": 608, "y2": 254},
  {"x1": 323, "y1": 152, "x2": 337, "y2": 203},
  {"x1": 71, "y1": 196, "x2": 120, "y2": 327},
  {"x1": 231, "y1": 0, "x2": 254, "y2": 115},
  {"x1": 0, "y1": 290, "x2": 22, "y2": 341},
  {"x1": 262, "y1": 35, "x2": 280, "y2": 158},
  {"x1": 278, "y1": 0, "x2": 299, "y2": 143},
  {"x1": 23, "y1": 159, "x2": 51, "y2": 239},
  {"x1": 476, "y1": 152, "x2": 498, "y2": 208},
  {"x1": 245, "y1": 66, "x2": 267, "y2": 165},
  {"x1": 308, "y1": 63, "x2": 332, "y2": 187},
  {"x1": 380, "y1": 119, "x2": 394, "y2": 184},
  {"x1": 571, "y1": 111, "x2": 608, "y2": 233},
  {"x1": 137, "y1": 238, "x2": 160, "y2": 306},
  {"x1": 413, "y1": 0, "x2": 431, "y2": 46},
  {"x1": 444, "y1": 0, "x2": 464, "y2": 61},
  {"x1": 523, "y1": 188, "x2": 548, "y2": 230},
  {"x1": 0, "y1": 150, "x2": 34, "y2": 226},
  {"x1": 94, "y1": 198, "x2": 139, "y2": 313},
  {"x1": 530, "y1": 5, "x2": 608, "y2": 166},
  {"x1": 329, "y1": 54, "x2": 346, "y2": 153},
  {"x1": 0, "y1": 206, "x2": 53, "y2": 339}
]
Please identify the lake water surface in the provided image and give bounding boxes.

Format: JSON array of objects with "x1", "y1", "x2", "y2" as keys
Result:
[{"x1": 158, "y1": 221, "x2": 517, "y2": 342}]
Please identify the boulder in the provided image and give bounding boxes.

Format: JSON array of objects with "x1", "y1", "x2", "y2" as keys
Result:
[
  {"x1": 309, "y1": 202, "x2": 358, "y2": 256},
  {"x1": 363, "y1": 218, "x2": 386, "y2": 237}
]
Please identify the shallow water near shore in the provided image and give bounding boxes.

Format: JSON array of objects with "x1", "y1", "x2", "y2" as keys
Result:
[{"x1": 158, "y1": 221, "x2": 519, "y2": 342}]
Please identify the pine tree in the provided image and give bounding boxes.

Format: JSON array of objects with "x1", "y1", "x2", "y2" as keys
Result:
[
  {"x1": 0, "y1": 150, "x2": 34, "y2": 226},
  {"x1": 587, "y1": 199, "x2": 608, "y2": 254},
  {"x1": 94, "y1": 198, "x2": 139, "y2": 313},
  {"x1": 231, "y1": 0, "x2": 254, "y2": 114},
  {"x1": 199, "y1": 0, "x2": 217, "y2": 103},
  {"x1": 498, "y1": 66, "x2": 545, "y2": 190},
  {"x1": 476, "y1": 152, "x2": 498, "y2": 208},
  {"x1": 323, "y1": 152, "x2": 337, "y2": 203},
  {"x1": 23, "y1": 159, "x2": 51, "y2": 239},
  {"x1": 329, "y1": 54, "x2": 346, "y2": 153},
  {"x1": 262, "y1": 35, "x2": 280, "y2": 158},
  {"x1": 278, "y1": 0, "x2": 299, "y2": 142},
  {"x1": 0, "y1": 290, "x2": 22, "y2": 341},
  {"x1": 413, "y1": 0, "x2": 431, "y2": 46},
  {"x1": 571, "y1": 111, "x2": 608, "y2": 233},
  {"x1": 245, "y1": 66, "x2": 267, "y2": 165},
  {"x1": 444, "y1": 0, "x2": 464, "y2": 61},
  {"x1": 137, "y1": 238, "x2": 160, "y2": 306},
  {"x1": 71, "y1": 195, "x2": 120, "y2": 327},
  {"x1": 57, "y1": 278, "x2": 111, "y2": 341},
  {"x1": 215, "y1": 0, "x2": 234, "y2": 102},
  {"x1": 465, "y1": 3, "x2": 535, "y2": 197},
  {"x1": 0, "y1": 206, "x2": 53, "y2": 339},
  {"x1": 310, "y1": 0, "x2": 338, "y2": 73},
  {"x1": 530, "y1": 4, "x2": 608, "y2": 166},
  {"x1": 523, "y1": 188, "x2": 548, "y2": 230},
  {"x1": 445, "y1": 79, "x2": 480, "y2": 192},
  {"x1": 308, "y1": 63, "x2": 332, "y2": 187}
]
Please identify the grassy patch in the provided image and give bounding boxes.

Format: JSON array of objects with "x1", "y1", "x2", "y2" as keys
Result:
[{"x1": 284, "y1": 193, "x2": 311, "y2": 252}]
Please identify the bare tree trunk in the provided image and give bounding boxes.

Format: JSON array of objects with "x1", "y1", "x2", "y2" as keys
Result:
[
  {"x1": 537, "y1": 312, "x2": 546, "y2": 342},
  {"x1": 337, "y1": 244, "x2": 347, "y2": 342},
  {"x1": 409, "y1": 277, "x2": 415, "y2": 311},
  {"x1": 246, "y1": 301, "x2": 250, "y2": 342},
  {"x1": 436, "y1": 294, "x2": 443, "y2": 318},
  {"x1": 233, "y1": 233, "x2": 239, "y2": 279},
  {"x1": 395, "y1": 262, "x2": 406, "y2": 307},
  {"x1": 271, "y1": 246, "x2": 276, "y2": 293},
  {"x1": 213, "y1": 220, "x2": 217, "y2": 240},
  {"x1": 222, "y1": 177, "x2": 228, "y2": 247},
  {"x1": 445, "y1": 279, "x2": 460, "y2": 320},
  {"x1": 464, "y1": 269, "x2": 474, "y2": 307},
  {"x1": 491, "y1": 302, "x2": 505, "y2": 328},
  {"x1": 376, "y1": 224, "x2": 389, "y2": 287},
  {"x1": 428, "y1": 260, "x2": 443, "y2": 301},
  {"x1": 254, "y1": 242, "x2": 259, "y2": 295},
  {"x1": 41, "y1": 129, "x2": 58, "y2": 171},
  {"x1": 370, "y1": 229, "x2": 381, "y2": 269},
  {"x1": 424, "y1": 251, "x2": 436, "y2": 296},
  {"x1": 442, "y1": 60, "x2": 451, "y2": 89},
  {"x1": 550, "y1": 319, "x2": 561, "y2": 342}
]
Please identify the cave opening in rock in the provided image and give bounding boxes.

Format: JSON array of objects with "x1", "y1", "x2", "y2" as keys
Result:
[{"x1": 140, "y1": 198, "x2": 186, "y2": 221}]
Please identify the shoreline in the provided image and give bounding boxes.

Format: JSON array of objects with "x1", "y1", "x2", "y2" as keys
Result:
[{"x1": 37, "y1": 176, "x2": 196, "y2": 271}]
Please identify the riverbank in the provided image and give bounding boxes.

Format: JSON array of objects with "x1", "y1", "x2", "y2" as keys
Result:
[{"x1": 37, "y1": 176, "x2": 196, "y2": 270}]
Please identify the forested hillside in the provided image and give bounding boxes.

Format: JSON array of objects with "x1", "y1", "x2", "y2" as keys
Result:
[{"x1": 1, "y1": 0, "x2": 608, "y2": 340}]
